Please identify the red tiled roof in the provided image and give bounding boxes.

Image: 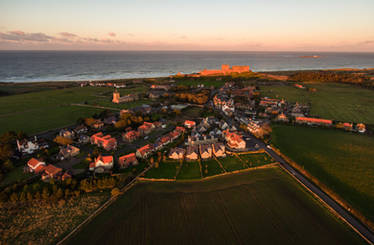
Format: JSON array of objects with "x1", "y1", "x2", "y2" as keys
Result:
[
  {"x1": 27, "y1": 158, "x2": 42, "y2": 168},
  {"x1": 34, "y1": 165, "x2": 46, "y2": 173},
  {"x1": 97, "y1": 155, "x2": 113, "y2": 164},
  {"x1": 44, "y1": 164, "x2": 62, "y2": 176},
  {"x1": 137, "y1": 144, "x2": 153, "y2": 155},
  {"x1": 184, "y1": 120, "x2": 196, "y2": 126},
  {"x1": 296, "y1": 117, "x2": 332, "y2": 125}
]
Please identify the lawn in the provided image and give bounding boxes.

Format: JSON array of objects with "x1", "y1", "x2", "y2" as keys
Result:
[
  {"x1": 238, "y1": 153, "x2": 274, "y2": 167},
  {"x1": 176, "y1": 161, "x2": 201, "y2": 180},
  {"x1": 0, "y1": 165, "x2": 33, "y2": 187},
  {"x1": 271, "y1": 124, "x2": 374, "y2": 223},
  {"x1": 201, "y1": 159, "x2": 225, "y2": 177},
  {"x1": 67, "y1": 167, "x2": 365, "y2": 245},
  {"x1": 260, "y1": 83, "x2": 374, "y2": 124},
  {"x1": 143, "y1": 161, "x2": 179, "y2": 179},
  {"x1": 0, "y1": 85, "x2": 148, "y2": 134},
  {"x1": 220, "y1": 156, "x2": 248, "y2": 171}
]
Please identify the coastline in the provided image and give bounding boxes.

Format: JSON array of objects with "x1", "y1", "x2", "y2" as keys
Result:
[{"x1": 1, "y1": 67, "x2": 373, "y2": 85}]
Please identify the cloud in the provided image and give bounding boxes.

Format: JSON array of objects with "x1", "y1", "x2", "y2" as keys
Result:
[
  {"x1": 108, "y1": 32, "x2": 116, "y2": 37},
  {"x1": 127, "y1": 33, "x2": 135, "y2": 37},
  {"x1": 0, "y1": 31, "x2": 53, "y2": 42},
  {"x1": 59, "y1": 32, "x2": 77, "y2": 38},
  {"x1": 360, "y1": 40, "x2": 374, "y2": 45},
  {"x1": 179, "y1": 35, "x2": 188, "y2": 39}
]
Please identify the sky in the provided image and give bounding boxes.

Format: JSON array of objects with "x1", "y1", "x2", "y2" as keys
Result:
[{"x1": 0, "y1": 0, "x2": 374, "y2": 51}]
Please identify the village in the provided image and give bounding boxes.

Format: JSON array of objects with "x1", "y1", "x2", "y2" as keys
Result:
[
  {"x1": 11, "y1": 67, "x2": 367, "y2": 187},
  {"x1": 0, "y1": 64, "x2": 373, "y2": 245}
]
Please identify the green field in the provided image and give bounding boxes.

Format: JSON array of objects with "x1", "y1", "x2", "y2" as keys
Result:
[
  {"x1": 238, "y1": 153, "x2": 274, "y2": 167},
  {"x1": 176, "y1": 161, "x2": 201, "y2": 179},
  {"x1": 68, "y1": 167, "x2": 364, "y2": 245},
  {"x1": 220, "y1": 156, "x2": 247, "y2": 171},
  {"x1": 0, "y1": 86, "x2": 148, "y2": 134},
  {"x1": 143, "y1": 162, "x2": 179, "y2": 179},
  {"x1": 260, "y1": 83, "x2": 374, "y2": 124},
  {"x1": 271, "y1": 124, "x2": 374, "y2": 222},
  {"x1": 201, "y1": 159, "x2": 224, "y2": 177}
]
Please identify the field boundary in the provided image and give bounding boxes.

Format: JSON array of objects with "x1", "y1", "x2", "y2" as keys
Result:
[
  {"x1": 138, "y1": 162, "x2": 279, "y2": 183},
  {"x1": 226, "y1": 149, "x2": 266, "y2": 155}
]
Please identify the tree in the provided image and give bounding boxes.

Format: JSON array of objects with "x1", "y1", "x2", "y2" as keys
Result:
[
  {"x1": 42, "y1": 187, "x2": 50, "y2": 200},
  {"x1": 84, "y1": 117, "x2": 96, "y2": 127},
  {"x1": 111, "y1": 188, "x2": 120, "y2": 197},
  {"x1": 55, "y1": 188, "x2": 63, "y2": 200},
  {"x1": 34, "y1": 191, "x2": 41, "y2": 200},
  {"x1": 64, "y1": 189, "x2": 71, "y2": 198},
  {"x1": 10, "y1": 192, "x2": 18, "y2": 203},
  {"x1": 0, "y1": 144, "x2": 13, "y2": 161},
  {"x1": 2, "y1": 159, "x2": 14, "y2": 172},
  {"x1": 27, "y1": 192, "x2": 33, "y2": 202}
]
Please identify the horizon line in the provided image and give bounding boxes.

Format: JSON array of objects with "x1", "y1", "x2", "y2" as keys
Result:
[{"x1": 0, "y1": 49, "x2": 374, "y2": 53}]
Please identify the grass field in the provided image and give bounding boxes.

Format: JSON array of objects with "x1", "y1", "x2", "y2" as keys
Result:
[
  {"x1": 143, "y1": 161, "x2": 179, "y2": 179},
  {"x1": 176, "y1": 161, "x2": 201, "y2": 179},
  {"x1": 238, "y1": 153, "x2": 274, "y2": 167},
  {"x1": 260, "y1": 83, "x2": 374, "y2": 124},
  {"x1": 219, "y1": 156, "x2": 247, "y2": 171},
  {"x1": 271, "y1": 124, "x2": 374, "y2": 223},
  {"x1": 201, "y1": 159, "x2": 225, "y2": 177},
  {"x1": 0, "y1": 86, "x2": 148, "y2": 134},
  {"x1": 68, "y1": 167, "x2": 365, "y2": 245}
]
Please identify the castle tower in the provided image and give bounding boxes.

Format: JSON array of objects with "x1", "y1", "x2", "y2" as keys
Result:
[{"x1": 112, "y1": 90, "x2": 120, "y2": 104}]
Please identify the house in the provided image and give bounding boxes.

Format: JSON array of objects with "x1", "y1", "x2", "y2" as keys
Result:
[
  {"x1": 42, "y1": 164, "x2": 63, "y2": 180},
  {"x1": 27, "y1": 158, "x2": 46, "y2": 173},
  {"x1": 122, "y1": 130, "x2": 140, "y2": 142},
  {"x1": 175, "y1": 126, "x2": 186, "y2": 134},
  {"x1": 138, "y1": 122, "x2": 155, "y2": 135},
  {"x1": 90, "y1": 132, "x2": 117, "y2": 151},
  {"x1": 58, "y1": 145, "x2": 80, "y2": 160},
  {"x1": 92, "y1": 120, "x2": 104, "y2": 129},
  {"x1": 168, "y1": 147, "x2": 186, "y2": 160},
  {"x1": 59, "y1": 129, "x2": 75, "y2": 139},
  {"x1": 104, "y1": 116, "x2": 117, "y2": 125},
  {"x1": 224, "y1": 130, "x2": 246, "y2": 150},
  {"x1": 295, "y1": 117, "x2": 333, "y2": 126},
  {"x1": 118, "y1": 153, "x2": 138, "y2": 168},
  {"x1": 212, "y1": 143, "x2": 226, "y2": 157},
  {"x1": 186, "y1": 146, "x2": 199, "y2": 161},
  {"x1": 78, "y1": 134, "x2": 90, "y2": 144},
  {"x1": 74, "y1": 124, "x2": 88, "y2": 134},
  {"x1": 184, "y1": 120, "x2": 196, "y2": 128},
  {"x1": 17, "y1": 136, "x2": 40, "y2": 154},
  {"x1": 89, "y1": 155, "x2": 114, "y2": 172},
  {"x1": 150, "y1": 84, "x2": 171, "y2": 91},
  {"x1": 112, "y1": 91, "x2": 139, "y2": 103},
  {"x1": 136, "y1": 144, "x2": 154, "y2": 159},
  {"x1": 276, "y1": 113, "x2": 289, "y2": 122},
  {"x1": 356, "y1": 123, "x2": 366, "y2": 133},
  {"x1": 199, "y1": 144, "x2": 212, "y2": 159}
]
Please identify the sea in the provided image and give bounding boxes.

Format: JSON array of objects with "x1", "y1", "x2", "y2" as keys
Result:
[{"x1": 0, "y1": 51, "x2": 373, "y2": 83}]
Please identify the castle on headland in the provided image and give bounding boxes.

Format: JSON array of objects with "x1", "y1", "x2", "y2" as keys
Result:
[
  {"x1": 174, "y1": 64, "x2": 251, "y2": 77},
  {"x1": 112, "y1": 90, "x2": 138, "y2": 104}
]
